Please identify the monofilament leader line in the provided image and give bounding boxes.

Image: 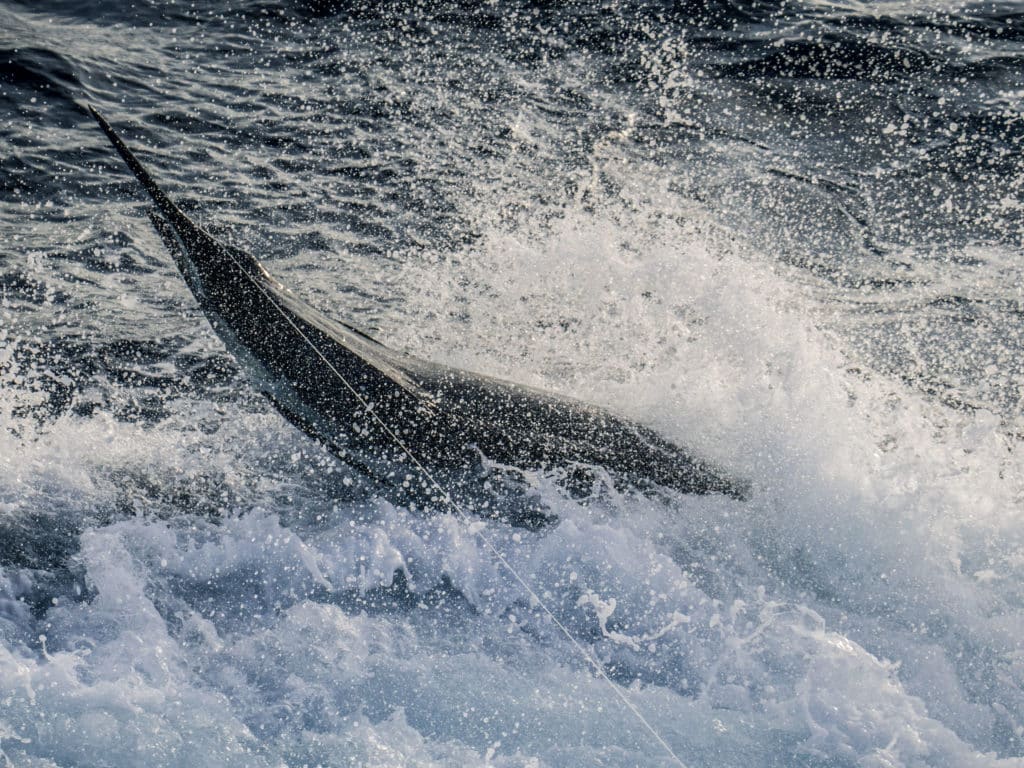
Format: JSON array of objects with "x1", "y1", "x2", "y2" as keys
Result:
[
  {"x1": 232, "y1": 268, "x2": 690, "y2": 768},
  {"x1": 87, "y1": 102, "x2": 686, "y2": 763}
]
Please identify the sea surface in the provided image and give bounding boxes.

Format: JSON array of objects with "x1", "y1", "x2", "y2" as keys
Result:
[{"x1": 1, "y1": 1, "x2": 1023, "y2": 766}]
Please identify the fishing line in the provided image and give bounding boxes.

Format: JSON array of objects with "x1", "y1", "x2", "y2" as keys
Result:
[
  {"x1": 99, "y1": 100, "x2": 690, "y2": 758},
  {"x1": 223, "y1": 258, "x2": 690, "y2": 768}
]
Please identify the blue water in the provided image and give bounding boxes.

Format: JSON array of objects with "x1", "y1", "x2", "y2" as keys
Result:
[{"x1": 1, "y1": 2, "x2": 1023, "y2": 766}]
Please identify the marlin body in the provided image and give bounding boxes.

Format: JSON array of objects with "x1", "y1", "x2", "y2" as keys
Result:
[{"x1": 89, "y1": 106, "x2": 747, "y2": 524}]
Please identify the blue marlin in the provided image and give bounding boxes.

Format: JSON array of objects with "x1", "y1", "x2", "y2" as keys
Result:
[{"x1": 89, "y1": 105, "x2": 747, "y2": 526}]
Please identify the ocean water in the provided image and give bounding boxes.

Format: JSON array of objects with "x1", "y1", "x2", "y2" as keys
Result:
[{"x1": 1, "y1": 1, "x2": 1023, "y2": 766}]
